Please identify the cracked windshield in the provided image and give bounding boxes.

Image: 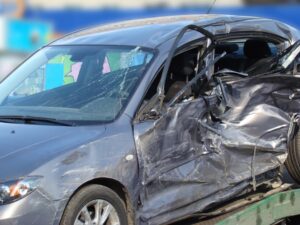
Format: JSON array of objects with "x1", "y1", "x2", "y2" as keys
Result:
[{"x1": 0, "y1": 46, "x2": 154, "y2": 123}]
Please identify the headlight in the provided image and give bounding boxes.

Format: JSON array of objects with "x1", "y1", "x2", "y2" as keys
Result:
[{"x1": 0, "y1": 176, "x2": 42, "y2": 205}]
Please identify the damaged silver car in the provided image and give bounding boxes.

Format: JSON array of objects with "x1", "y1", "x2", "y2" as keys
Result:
[{"x1": 0, "y1": 15, "x2": 300, "y2": 225}]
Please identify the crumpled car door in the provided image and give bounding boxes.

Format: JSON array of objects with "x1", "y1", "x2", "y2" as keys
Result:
[{"x1": 133, "y1": 25, "x2": 221, "y2": 223}]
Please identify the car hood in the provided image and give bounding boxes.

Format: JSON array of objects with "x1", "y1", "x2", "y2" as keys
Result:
[{"x1": 0, "y1": 122, "x2": 106, "y2": 182}]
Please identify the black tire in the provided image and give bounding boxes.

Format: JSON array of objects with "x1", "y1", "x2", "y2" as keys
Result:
[
  {"x1": 60, "y1": 184, "x2": 128, "y2": 225},
  {"x1": 286, "y1": 131, "x2": 300, "y2": 184}
]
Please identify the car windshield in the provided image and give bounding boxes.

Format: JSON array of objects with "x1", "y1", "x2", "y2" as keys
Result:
[{"x1": 0, "y1": 45, "x2": 154, "y2": 124}]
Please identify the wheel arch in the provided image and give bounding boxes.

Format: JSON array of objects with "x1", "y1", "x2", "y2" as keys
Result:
[{"x1": 60, "y1": 177, "x2": 135, "y2": 225}]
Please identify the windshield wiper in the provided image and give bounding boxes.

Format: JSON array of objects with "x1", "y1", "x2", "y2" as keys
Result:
[{"x1": 0, "y1": 115, "x2": 75, "y2": 126}]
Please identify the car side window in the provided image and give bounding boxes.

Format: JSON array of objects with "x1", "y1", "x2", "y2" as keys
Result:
[
  {"x1": 215, "y1": 38, "x2": 280, "y2": 73},
  {"x1": 136, "y1": 46, "x2": 203, "y2": 121}
]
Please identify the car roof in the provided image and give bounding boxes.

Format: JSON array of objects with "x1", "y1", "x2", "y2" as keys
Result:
[{"x1": 51, "y1": 14, "x2": 300, "y2": 48}]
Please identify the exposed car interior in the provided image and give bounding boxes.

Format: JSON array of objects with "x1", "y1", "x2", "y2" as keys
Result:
[
  {"x1": 164, "y1": 48, "x2": 198, "y2": 102},
  {"x1": 215, "y1": 38, "x2": 280, "y2": 74},
  {"x1": 139, "y1": 37, "x2": 284, "y2": 119},
  {"x1": 142, "y1": 48, "x2": 198, "y2": 105}
]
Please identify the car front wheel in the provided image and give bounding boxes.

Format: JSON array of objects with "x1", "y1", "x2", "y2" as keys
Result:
[
  {"x1": 286, "y1": 130, "x2": 300, "y2": 184},
  {"x1": 60, "y1": 184, "x2": 128, "y2": 225}
]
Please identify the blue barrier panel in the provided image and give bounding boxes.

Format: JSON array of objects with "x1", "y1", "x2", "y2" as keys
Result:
[{"x1": 7, "y1": 19, "x2": 52, "y2": 52}]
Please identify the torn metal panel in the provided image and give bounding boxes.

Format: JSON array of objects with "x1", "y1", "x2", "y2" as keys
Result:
[{"x1": 134, "y1": 73, "x2": 300, "y2": 225}]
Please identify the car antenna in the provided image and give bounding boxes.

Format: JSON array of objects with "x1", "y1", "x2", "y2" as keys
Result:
[{"x1": 206, "y1": 0, "x2": 217, "y2": 14}]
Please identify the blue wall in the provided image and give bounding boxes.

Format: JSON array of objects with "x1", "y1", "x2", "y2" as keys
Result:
[
  {"x1": 6, "y1": 19, "x2": 51, "y2": 52},
  {"x1": 25, "y1": 5, "x2": 300, "y2": 34}
]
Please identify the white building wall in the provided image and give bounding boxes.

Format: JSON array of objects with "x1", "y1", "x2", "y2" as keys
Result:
[
  {"x1": 27, "y1": 0, "x2": 243, "y2": 9},
  {"x1": 0, "y1": 17, "x2": 6, "y2": 51}
]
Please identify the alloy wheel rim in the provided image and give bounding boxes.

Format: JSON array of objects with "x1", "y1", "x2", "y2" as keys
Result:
[{"x1": 74, "y1": 199, "x2": 120, "y2": 225}]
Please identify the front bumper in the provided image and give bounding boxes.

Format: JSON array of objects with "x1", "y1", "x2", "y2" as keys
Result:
[{"x1": 0, "y1": 189, "x2": 60, "y2": 225}]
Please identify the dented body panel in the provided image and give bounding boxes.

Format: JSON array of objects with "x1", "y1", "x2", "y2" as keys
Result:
[{"x1": 134, "y1": 74, "x2": 300, "y2": 224}]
